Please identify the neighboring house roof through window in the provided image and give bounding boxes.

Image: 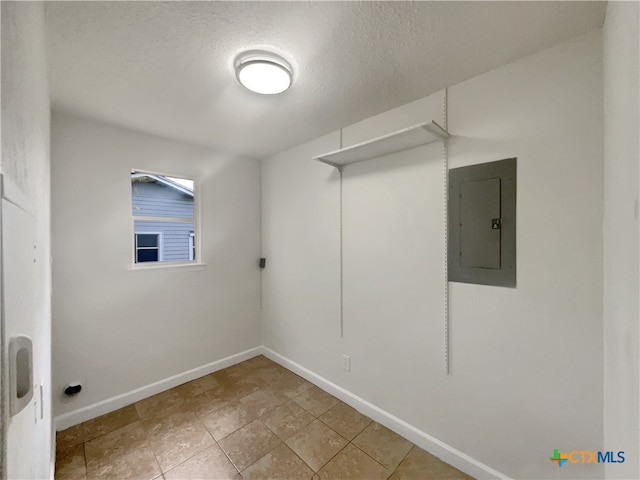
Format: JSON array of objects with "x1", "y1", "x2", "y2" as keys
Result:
[{"x1": 131, "y1": 173, "x2": 194, "y2": 197}]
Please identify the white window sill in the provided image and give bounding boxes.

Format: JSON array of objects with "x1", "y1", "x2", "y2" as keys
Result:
[{"x1": 129, "y1": 262, "x2": 207, "y2": 272}]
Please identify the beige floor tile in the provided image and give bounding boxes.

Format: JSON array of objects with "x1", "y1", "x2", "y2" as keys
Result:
[
  {"x1": 189, "y1": 373, "x2": 220, "y2": 392},
  {"x1": 239, "y1": 357, "x2": 285, "y2": 386},
  {"x1": 239, "y1": 386, "x2": 290, "y2": 415},
  {"x1": 208, "y1": 372, "x2": 264, "y2": 402},
  {"x1": 241, "y1": 443, "x2": 314, "y2": 480},
  {"x1": 55, "y1": 443, "x2": 87, "y2": 480},
  {"x1": 261, "y1": 400, "x2": 315, "y2": 441},
  {"x1": 191, "y1": 385, "x2": 238, "y2": 417},
  {"x1": 241, "y1": 355, "x2": 277, "y2": 370},
  {"x1": 142, "y1": 410, "x2": 215, "y2": 472},
  {"x1": 56, "y1": 424, "x2": 85, "y2": 456},
  {"x1": 213, "y1": 363, "x2": 252, "y2": 384},
  {"x1": 317, "y1": 444, "x2": 390, "y2": 480},
  {"x1": 85, "y1": 422, "x2": 161, "y2": 480},
  {"x1": 230, "y1": 379, "x2": 265, "y2": 398},
  {"x1": 319, "y1": 402, "x2": 372, "y2": 441},
  {"x1": 285, "y1": 419, "x2": 348, "y2": 472},
  {"x1": 199, "y1": 400, "x2": 261, "y2": 440},
  {"x1": 134, "y1": 388, "x2": 191, "y2": 420},
  {"x1": 163, "y1": 444, "x2": 239, "y2": 480},
  {"x1": 291, "y1": 386, "x2": 339, "y2": 417},
  {"x1": 389, "y1": 446, "x2": 475, "y2": 480},
  {"x1": 270, "y1": 373, "x2": 314, "y2": 399},
  {"x1": 218, "y1": 420, "x2": 281, "y2": 471},
  {"x1": 252, "y1": 364, "x2": 293, "y2": 384},
  {"x1": 171, "y1": 380, "x2": 207, "y2": 399},
  {"x1": 352, "y1": 422, "x2": 413, "y2": 470},
  {"x1": 81, "y1": 405, "x2": 139, "y2": 442}
]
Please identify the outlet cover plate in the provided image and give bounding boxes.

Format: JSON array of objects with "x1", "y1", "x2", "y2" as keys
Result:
[{"x1": 342, "y1": 354, "x2": 351, "y2": 372}]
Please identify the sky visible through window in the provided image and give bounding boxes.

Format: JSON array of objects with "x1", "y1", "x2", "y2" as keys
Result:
[{"x1": 167, "y1": 176, "x2": 193, "y2": 191}]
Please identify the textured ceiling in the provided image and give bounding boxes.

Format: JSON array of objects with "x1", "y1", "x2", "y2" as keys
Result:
[{"x1": 45, "y1": 1, "x2": 605, "y2": 159}]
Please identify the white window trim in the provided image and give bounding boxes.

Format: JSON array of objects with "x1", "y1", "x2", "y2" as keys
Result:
[
  {"x1": 131, "y1": 169, "x2": 203, "y2": 269},
  {"x1": 133, "y1": 215, "x2": 194, "y2": 224},
  {"x1": 135, "y1": 232, "x2": 163, "y2": 263}
]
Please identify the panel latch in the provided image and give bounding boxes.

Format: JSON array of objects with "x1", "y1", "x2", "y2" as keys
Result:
[{"x1": 491, "y1": 218, "x2": 502, "y2": 230}]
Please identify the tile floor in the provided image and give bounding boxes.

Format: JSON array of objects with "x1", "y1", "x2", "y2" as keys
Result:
[{"x1": 55, "y1": 356, "x2": 473, "y2": 480}]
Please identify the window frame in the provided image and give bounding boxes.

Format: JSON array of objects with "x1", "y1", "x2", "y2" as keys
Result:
[{"x1": 130, "y1": 169, "x2": 202, "y2": 269}]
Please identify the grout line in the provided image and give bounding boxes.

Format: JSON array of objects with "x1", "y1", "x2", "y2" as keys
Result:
[
  {"x1": 144, "y1": 432, "x2": 163, "y2": 478},
  {"x1": 310, "y1": 429, "x2": 351, "y2": 474},
  {"x1": 315, "y1": 413, "x2": 372, "y2": 444},
  {"x1": 235, "y1": 427, "x2": 283, "y2": 475},
  {"x1": 393, "y1": 442, "x2": 416, "y2": 474},
  {"x1": 200, "y1": 390, "x2": 290, "y2": 443},
  {"x1": 394, "y1": 444, "x2": 417, "y2": 472},
  {"x1": 347, "y1": 440, "x2": 394, "y2": 473},
  {"x1": 280, "y1": 441, "x2": 317, "y2": 474},
  {"x1": 142, "y1": 407, "x2": 216, "y2": 475},
  {"x1": 81, "y1": 441, "x2": 87, "y2": 479},
  {"x1": 314, "y1": 449, "x2": 341, "y2": 473},
  {"x1": 212, "y1": 435, "x2": 241, "y2": 476},
  {"x1": 163, "y1": 438, "x2": 215, "y2": 474},
  {"x1": 219, "y1": 441, "x2": 244, "y2": 474}
]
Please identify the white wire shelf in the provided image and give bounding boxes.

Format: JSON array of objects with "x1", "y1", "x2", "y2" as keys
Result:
[{"x1": 313, "y1": 120, "x2": 450, "y2": 168}]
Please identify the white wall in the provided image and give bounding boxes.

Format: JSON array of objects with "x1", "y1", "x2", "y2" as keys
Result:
[
  {"x1": 262, "y1": 31, "x2": 604, "y2": 480},
  {"x1": 1, "y1": 2, "x2": 53, "y2": 478},
  {"x1": 51, "y1": 112, "x2": 261, "y2": 418},
  {"x1": 603, "y1": 2, "x2": 640, "y2": 479}
]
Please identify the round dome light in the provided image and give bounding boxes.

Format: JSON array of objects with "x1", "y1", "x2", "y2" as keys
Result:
[{"x1": 235, "y1": 52, "x2": 292, "y2": 95}]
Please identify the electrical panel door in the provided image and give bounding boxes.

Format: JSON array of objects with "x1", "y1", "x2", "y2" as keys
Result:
[{"x1": 449, "y1": 158, "x2": 516, "y2": 287}]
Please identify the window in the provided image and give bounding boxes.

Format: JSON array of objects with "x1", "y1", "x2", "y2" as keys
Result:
[
  {"x1": 189, "y1": 232, "x2": 195, "y2": 261},
  {"x1": 131, "y1": 171, "x2": 197, "y2": 265},
  {"x1": 135, "y1": 233, "x2": 161, "y2": 262}
]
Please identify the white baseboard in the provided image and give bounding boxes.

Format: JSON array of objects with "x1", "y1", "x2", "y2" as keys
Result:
[
  {"x1": 260, "y1": 346, "x2": 510, "y2": 480},
  {"x1": 54, "y1": 346, "x2": 262, "y2": 431}
]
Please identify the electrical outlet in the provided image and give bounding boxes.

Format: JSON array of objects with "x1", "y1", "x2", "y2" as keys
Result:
[{"x1": 342, "y1": 354, "x2": 351, "y2": 372}]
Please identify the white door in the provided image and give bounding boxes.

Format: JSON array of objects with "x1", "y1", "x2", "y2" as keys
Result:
[{"x1": 2, "y1": 175, "x2": 51, "y2": 480}]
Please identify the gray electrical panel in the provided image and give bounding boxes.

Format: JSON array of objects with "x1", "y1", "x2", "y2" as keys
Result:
[{"x1": 449, "y1": 158, "x2": 516, "y2": 287}]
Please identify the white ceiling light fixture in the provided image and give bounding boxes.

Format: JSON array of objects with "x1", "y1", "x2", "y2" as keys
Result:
[{"x1": 235, "y1": 51, "x2": 293, "y2": 95}]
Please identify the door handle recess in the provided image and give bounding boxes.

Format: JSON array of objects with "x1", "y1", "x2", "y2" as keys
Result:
[{"x1": 9, "y1": 335, "x2": 33, "y2": 416}]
